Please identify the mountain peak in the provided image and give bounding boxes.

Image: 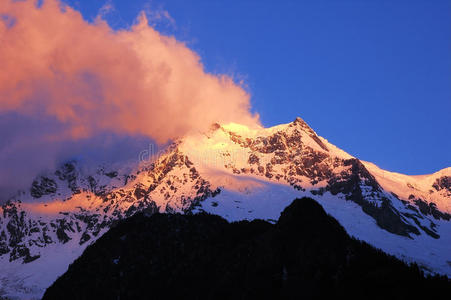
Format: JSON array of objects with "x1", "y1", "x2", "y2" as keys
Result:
[
  {"x1": 293, "y1": 116, "x2": 306, "y2": 125},
  {"x1": 291, "y1": 116, "x2": 316, "y2": 134}
]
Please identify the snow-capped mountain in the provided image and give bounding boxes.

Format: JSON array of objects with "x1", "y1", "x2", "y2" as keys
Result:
[{"x1": 1, "y1": 117, "x2": 450, "y2": 299}]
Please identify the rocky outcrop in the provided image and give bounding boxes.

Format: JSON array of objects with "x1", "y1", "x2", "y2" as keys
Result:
[
  {"x1": 55, "y1": 162, "x2": 80, "y2": 194},
  {"x1": 30, "y1": 177, "x2": 57, "y2": 198},
  {"x1": 433, "y1": 176, "x2": 451, "y2": 193}
]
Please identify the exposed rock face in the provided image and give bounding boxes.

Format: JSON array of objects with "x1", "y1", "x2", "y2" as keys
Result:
[
  {"x1": 433, "y1": 176, "x2": 451, "y2": 193},
  {"x1": 30, "y1": 177, "x2": 57, "y2": 198},
  {"x1": 317, "y1": 159, "x2": 420, "y2": 237},
  {"x1": 413, "y1": 198, "x2": 451, "y2": 221},
  {"x1": 55, "y1": 162, "x2": 80, "y2": 194}
]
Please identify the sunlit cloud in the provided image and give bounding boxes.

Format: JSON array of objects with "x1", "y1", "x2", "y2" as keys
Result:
[{"x1": 0, "y1": 0, "x2": 259, "y2": 199}]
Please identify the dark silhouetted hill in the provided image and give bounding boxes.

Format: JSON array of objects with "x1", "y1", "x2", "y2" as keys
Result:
[{"x1": 43, "y1": 197, "x2": 451, "y2": 300}]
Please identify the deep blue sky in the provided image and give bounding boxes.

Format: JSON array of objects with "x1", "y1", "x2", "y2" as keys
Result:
[{"x1": 64, "y1": 0, "x2": 450, "y2": 175}]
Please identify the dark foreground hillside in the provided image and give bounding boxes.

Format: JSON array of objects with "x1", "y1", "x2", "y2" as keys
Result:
[{"x1": 43, "y1": 197, "x2": 451, "y2": 300}]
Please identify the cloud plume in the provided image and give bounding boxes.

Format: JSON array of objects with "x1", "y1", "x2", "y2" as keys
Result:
[{"x1": 0, "y1": 0, "x2": 259, "y2": 199}]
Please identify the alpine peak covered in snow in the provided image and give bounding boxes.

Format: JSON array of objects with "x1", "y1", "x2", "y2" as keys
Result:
[{"x1": 0, "y1": 117, "x2": 450, "y2": 299}]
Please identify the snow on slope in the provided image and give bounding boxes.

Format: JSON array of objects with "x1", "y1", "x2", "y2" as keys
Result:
[
  {"x1": 0, "y1": 117, "x2": 450, "y2": 299},
  {"x1": 364, "y1": 162, "x2": 451, "y2": 213}
]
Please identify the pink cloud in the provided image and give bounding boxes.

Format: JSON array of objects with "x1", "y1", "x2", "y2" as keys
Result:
[{"x1": 0, "y1": 0, "x2": 259, "y2": 143}]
